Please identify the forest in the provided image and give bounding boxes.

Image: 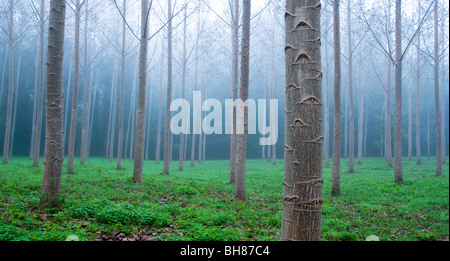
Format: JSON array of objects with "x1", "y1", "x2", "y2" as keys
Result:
[{"x1": 0, "y1": 0, "x2": 448, "y2": 244}]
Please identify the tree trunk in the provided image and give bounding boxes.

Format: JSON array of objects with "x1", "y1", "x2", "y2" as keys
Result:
[
  {"x1": 0, "y1": 46, "x2": 7, "y2": 115},
  {"x1": 62, "y1": 59, "x2": 72, "y2": 155},
  {"x1": 324, "y1": 10, "x2": 330, "y2": 166},
  {"x1": 433, "y1": 0, "x2": 442, "y2": 177},
  {"x1": 408, "y1": 75, "x2": 412, "y2": 161},
  {"x1": 67, "y1": 0, "x2": 81, "y2": 172},
  {"x1": 235, "y1": 0, "x2": 251, "y2": 202},
  {"x1": 385, "y1": 2, "x2": 393, "y2": 168},
  {"x1": 145, "y1": 78, "x2": 153, "y2": 161},
  {"x1": 133, "y1": 0, "x2": 150, "y2": 183},
  {"x1": 40, "y1": 0, "x2": 67, "y2": 209},
  {"x1": 30, "y1": 41, "x2": 39, "y2": 160},
  {"x1": 281, "y1": 0, "x2": 323, "y2": 241},
  {"x1": 80, "y1": 0, "x2": 89, "y2": 165},
  {"x1": 156, "y1": 39, "x2": 164, "y2": 164},
  {"x1": 416, "y1": 4, "x2": 422, "y2": 165},
  {"x1": 394, "y1": 0, "x2": 403, "y2": 183},
  {"x1": 347, "y1": 0, "x2": 355, "y2": 172},
  {"x1": 179, "y1": 0, "x2": 188, "y2": 171},
  {"x1": 357, "y1": 46, "x2": 363, "y2": 165},
  {"x1": 163, "y1": 0, "x2": 173, "y2": 175},
  {"x1": 32, "y1": 0, "x2": 46, "y2": 167},
  {"x1": 117, "y1": 0, "x2": 127, "y2": 169},
  {"x1": 332, "y1": 0, "x2": 341, "y2": 196},
  {"x1": 2, "y1": 0, "x2": 14, "y2": 165},
  {"x1": 108, "y1": 59, "x2": 118, "y2": 163},
  {"x1": 9, "y1": 49, "x2": 21, "y2": 158}
]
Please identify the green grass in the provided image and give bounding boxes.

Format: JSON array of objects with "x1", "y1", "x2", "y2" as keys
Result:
[{"x1": 0, "y1": 157, "x2": 448, "y2": 241}]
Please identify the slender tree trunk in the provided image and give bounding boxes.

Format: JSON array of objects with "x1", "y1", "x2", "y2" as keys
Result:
[
  {"x1": 416, "y1": 5, "x2": 422, "y2": 165},
  {"x1": 40, "y1": 0, "x2": 67, "y2": 209},
  {"x1": 108, "y1": 59, "x2": 118, "y2": 163},
  {"x1": 386, "y1": 2, "x2": 393, "y2": 168},
  {"x1": 364, "y1": 95, "x2": 369, "y2": 157},
  {"x1": 357, "y1": 47, "x2": 363, "y2": 165},
  {"x1": 125, "y1": 67, "x2": 137, "y2": 160},
  {"x1": 235, "y1": 0, "x2": 251, "y2": 202},
  {"x1": 163, "y1": 0, "x2": 173, "y2": 175},
  {"x1": 230, "y1": 0, "x2": 239, "y2": 185},
  {"x1": 67, "y1": 0, "x2": 81, "y2": 172},
  {"x1": 62, "y1": 59, "x2": 72, "y2": 155},
  {"x1": 30, "y1": 41, "x2": 39, "y2": 160},
  {"x1": 145, "y1": 79, "x2": 153, "y2": 161},
  {"x1": 179, "y1": 0, "x2": 188, "y2": 171},
  {"x1": 80, "y1": 0, "x2": 89, "y2": 165},
  {"x1": 9, "y1": 50, "x2": 21, "y2": 158},
  {"x1": 427, "y1": 104, "x2": 430, "y2": 160},
  {"x1": 324, "y1": 11, "x2": 330, "y2": 166},
  {"x1": 408, "y1": 75, "x2": 412, "y2": 161},
  {"x1": 156, "y1": 39, "x2": 164, "y2": 164},
  {"x1": 281, "y1": 0, "x2": 323, "y2": 241},
  {"x1": 87, "y1": 69, "x2": 98, "y2": 157},
  {"x1": 347, "y1": 0, "x2": 354, "y2": 172},
  {"x1": 117, "y1": 0, "x2": 127, "y2": 169},
  {"x1": 106, "y1": 65, "x2": 114, "y2": 158},
  {"x1": 394, "y1": 0, "x2": 403, "y2": 183},
  {"x1": 433, "y1": 0, "x2": 442, "y2": 177},
  {"x1": 441, "y1": 30, "x2": 446, "y2": 165},
  {"x1": 332, "y1": 0, "x2": 341, "y2": 196},
  {"x1": 0, "y1": 46, "x2": 7, "y2": 113},
  {"x1": 133, "y1": 0, "x2": 150, "y2": 183},
  {"x1": 2, "y1": 0, "x2": 14, "y2": 165},
  {"x1": 32, "y1": 0, "x2": 46, "y2": 167}
]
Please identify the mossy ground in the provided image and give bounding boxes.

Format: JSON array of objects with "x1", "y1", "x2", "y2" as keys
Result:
[{"x1": 0, "y1": 157, "x2": 448, "y2": 241}]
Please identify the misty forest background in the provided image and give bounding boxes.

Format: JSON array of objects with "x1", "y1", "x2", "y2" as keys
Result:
[
  {"x1": 0, "y1": 0, "x2": 448, "y2": 163},
  {"x1": 0, "y1": 0, "x2": 448, "y2": 242}
]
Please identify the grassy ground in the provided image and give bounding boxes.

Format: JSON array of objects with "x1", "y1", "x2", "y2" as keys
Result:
[{"x1": 0, "y1": 157, "x2": 448, "y2": 241}]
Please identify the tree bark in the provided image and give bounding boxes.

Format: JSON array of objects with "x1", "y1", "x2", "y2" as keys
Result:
[
  {"x1": 32, "y1": 0, "x2": 47, "y2": 167},
  {"x1": 357, "y1": 46, "x2": 363, "y2": 165},
  {"x1": 9, "y1": 49, "x2": 21, "y2": 158},
  {"x1": 133, "y1": 0, "x2": 150, "y2": 183},
  {"x1": 332, "y1": 0, "x2": 341, "y2": 196},
  {"x1": 30, "y1": 41, "x2": 39, "y2": 160},
  {"x1": 179, "y1": 0, "x2": 188, "y2": 171},
  {"x1": 385, "y1": 2, "x2": 393, "y2": 168},
  {"x1": 347, "y1": 0, "x2": 354, "y2": 172},
  {"x1": 108, "y1": 59, "x2": 118, "y2": 162},
  {"x1": 40, "y1": 0, "x2": 67, "y2": 209},
  {"x1": 163, "y1": 0, "x2": 173, "y2": 175},
  {"x1": 433, "y1": 0, "x2": 442, "y2": 177},
  {"x1": 80, "y1": 0, "x2": 89, "y2": 165},
  {"x1": 394, "y1": 0, "x2": 403, "y2": 183},
  {"x1": 416, "y1": 4, "x2": 422, "y2": 165},
  {"x1": 156, "y1": 38, "x2": 164, "y2": 164},
  {"x1": 2, "y1": 0, "x2": 14, "y2": 165},
  {"x1": 62, "y1": 59, "x2": 72, "y2": 154},
  {"x1": 67, "y1": 0, "x2": 81, "y2": 172},
  {"x1": 117, "y1": 0, "x2": 127, "y2": 169},
  {"x1": 235, "y1": 0, "x2": 251, "y2": 202},
  {"x1": 281, "y1": 0, "x2": 323, "y2": 241}
]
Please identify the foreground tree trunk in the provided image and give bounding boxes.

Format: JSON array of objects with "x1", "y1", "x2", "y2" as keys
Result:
[
  {"x1": 281, "y1": 0, "x2": 323, "y2": 241},
  {"x1": 394, "y1": 0, "x2": 403, "y2": 183},
  {"x1": 179, "y1": 0, "x2": 187, "y2": 171},
  {"x1": 40, "y1": 0, "x2": 67, "y2": 209},
  {"x1": 67, "y1": 0, "x2": 81, "y2": 172},
  {"x1": 133, "y1": 0, "x2": 149, "y2": 183},
  {"x1": 331, "y1": 0, "x2": 341, "y2": 196},
  {"x1": 235, "y1": 0, "x2": 251, "y2": 202}
]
